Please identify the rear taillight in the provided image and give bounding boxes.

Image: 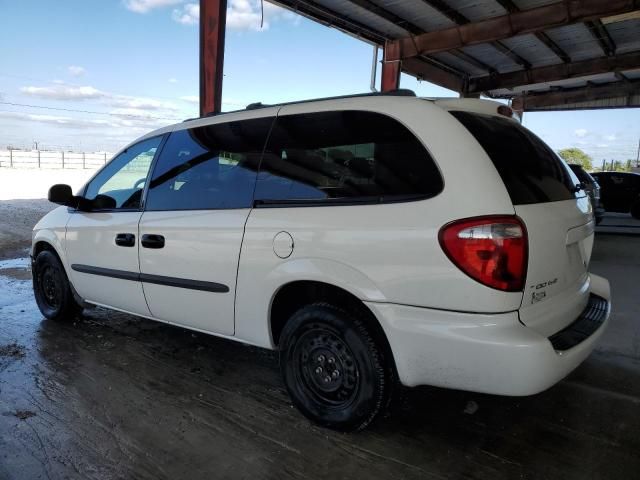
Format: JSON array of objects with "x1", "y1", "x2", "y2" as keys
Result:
[{"x1": 439, "y1": 216, "x2": 528, "y2": 292}]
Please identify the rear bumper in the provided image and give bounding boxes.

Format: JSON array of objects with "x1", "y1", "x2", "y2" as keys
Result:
[{"x1": 366, "y1": 273, "x2": 610, "y2": 396}]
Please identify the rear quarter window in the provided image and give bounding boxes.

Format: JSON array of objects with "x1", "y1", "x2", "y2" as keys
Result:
[
  {"x1": 451, "y1": 111, "x2": 577, "y2": 205},
  {"x1": 254, "y1": 110, "x2": 443, "y2": 204}
]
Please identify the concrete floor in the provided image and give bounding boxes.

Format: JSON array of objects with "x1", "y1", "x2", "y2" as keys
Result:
[{"x1": 0, "y1": 214, "x2": 639, "y2": 479}]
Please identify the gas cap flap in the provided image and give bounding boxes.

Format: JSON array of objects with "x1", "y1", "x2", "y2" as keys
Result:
[{"x1": 273, "y1": 231, "x2": 294, "y2": 259}]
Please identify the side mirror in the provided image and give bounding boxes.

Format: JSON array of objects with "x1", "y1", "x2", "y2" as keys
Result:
[{"x1": 48, "y1": 184, "x2": 74, "y2": 205}]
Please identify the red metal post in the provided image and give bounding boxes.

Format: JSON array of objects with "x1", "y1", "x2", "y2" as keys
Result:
[
  {"x1": 200, "y1": 0, "x2": 227, "y2": 116},
  {"x1": 381, "y1": 41, "x2": 400, "y2": 92}
]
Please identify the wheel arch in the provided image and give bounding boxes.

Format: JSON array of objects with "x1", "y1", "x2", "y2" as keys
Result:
[{"x1": 269, "y1": 280, "x2": 397, "y2": 376}]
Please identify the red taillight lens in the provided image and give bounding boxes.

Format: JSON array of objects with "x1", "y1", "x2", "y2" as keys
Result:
[{"x1": 439, "y1": 216, "x2": 528, "y2": 292}]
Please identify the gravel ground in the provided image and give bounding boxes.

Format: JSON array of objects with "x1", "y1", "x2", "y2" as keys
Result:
[
  {"x1": 0, "y1": 168, "x2": 93, "y2": 259},
  {"x1": 0, "y1": 199, "x2": 55, "y2": 260}
]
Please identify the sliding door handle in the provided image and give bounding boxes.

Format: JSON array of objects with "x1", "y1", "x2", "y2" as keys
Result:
[
  {"x1": 115, "y1": 233, "x2": 135, "y2": 247},
  {"x1": 141, "y1": 234, "x2": 165, "y2": 249}
]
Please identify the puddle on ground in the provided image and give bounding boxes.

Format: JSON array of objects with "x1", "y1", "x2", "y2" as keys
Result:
[{"x1": 0, "y1": 257, "x2": 30, "y2": 270}]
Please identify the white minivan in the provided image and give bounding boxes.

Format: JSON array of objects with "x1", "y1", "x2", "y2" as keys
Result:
[{"x1": 32, "y1": 91, "x2": 610, "y2": 431}]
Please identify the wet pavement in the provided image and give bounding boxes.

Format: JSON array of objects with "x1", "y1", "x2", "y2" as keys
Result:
[{"x1": 1, "y1": 235, "x2": 640, "y2": 479}]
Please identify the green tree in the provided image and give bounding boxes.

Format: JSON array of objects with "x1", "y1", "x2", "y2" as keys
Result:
[{"x1": 558, "y1": 148, "x2": 593, "y2": 171}]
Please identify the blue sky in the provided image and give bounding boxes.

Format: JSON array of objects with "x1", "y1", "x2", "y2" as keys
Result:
[{"x1": 0, "y1": 0, "x2": 638, "y2": 162}]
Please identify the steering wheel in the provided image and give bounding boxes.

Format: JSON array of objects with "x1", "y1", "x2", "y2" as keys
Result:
[{"x1": 134, "y1": 177, "x2": 147, "y2": 190}]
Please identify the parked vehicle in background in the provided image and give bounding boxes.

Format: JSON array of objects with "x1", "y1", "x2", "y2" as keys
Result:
[
  {"x1": 568, "y1": 164, "x2": 605, "y2": 225},
  {"x1": 591, "y1": 171, "x2": 640, "y2": 220},
  {"x1": 31, "y1": 91, "x2": 611, "y2": 431}
]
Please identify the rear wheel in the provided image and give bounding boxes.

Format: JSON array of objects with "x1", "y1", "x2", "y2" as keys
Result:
[
  {"x1": 279, "y1": 303, "x2": 392, "y2": 431},
  {"x1": 33, "y1": 250, "x2": 82, "y2": 321},
  {"x1": 630, "y1": 200, "x2": 640, "y2": 220}
]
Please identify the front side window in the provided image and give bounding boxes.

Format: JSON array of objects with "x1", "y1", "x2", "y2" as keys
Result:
[
  {"x1": 84, "y1": 136, "x2": 162, "y2": 209},
  {"x1": 145, "y1": 117, "x2": 274, "y2": 211},
  {"x1": 254, "y1": 111, "x2": 443, "y2": 203}
]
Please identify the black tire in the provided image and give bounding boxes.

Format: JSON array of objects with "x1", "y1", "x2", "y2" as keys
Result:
[
  {"x1": 33, "y1": 250, "x2": 82, "y2": 321},
  {"x1": 279, "y1": 303, "x2": 392, "y2": 431},
  {"x1": 630, "y1": 201, "x2": 640, "y2": 220}
]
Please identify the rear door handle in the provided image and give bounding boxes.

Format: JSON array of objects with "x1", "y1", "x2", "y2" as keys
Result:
[
  {"x1": 141, "y1": 234, "x2": 165, "y2": 249},
  {"x1": 115, "y1": 233, "x2": 135, "y2": 247}
]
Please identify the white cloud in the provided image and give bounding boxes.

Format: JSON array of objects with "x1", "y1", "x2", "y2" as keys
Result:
[
  {"x1": 110, "y1": 95, "x2": 177, "y2": 111},
  {"x1": 68, "y1": 65, "x2": 86, "y2": 77},
  {"x1": 168, "y1": 78, "x2": 178, "y2": 83},
  {"x1": 172, "y1": 0, "x2": 298, "y2": 30},
  {"x1": 21, "y1": 83, "x2": 178, "y2": 113},
  {"x1": 123, "y1": 0, "x2": 184, "y2": 13},
  {"x1": 179, "y1": 95, "x2": 199, "y2": 103},
  {"x1": 21, "y1": 85, "x2": 106, "y2": 100},
  {"x1": 604, "y1": 134, "x2": 617, "y2": 141},
  {"x1": 596, "y1": 144, "x2": 609, "y2": 148},
  {"x1": 574, "y1": 128, "x2": 588, "y2": 138},
  {"x1": 172, "y1": 3, "x2": 199, "y2": 25},
  {"x1": 0, "y1": 110, "x2": 114, "y2": 128}
]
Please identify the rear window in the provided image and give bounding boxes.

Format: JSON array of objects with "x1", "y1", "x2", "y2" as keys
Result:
[
  {"x1": 254, "y1": 110, "x2": 443, "y2": 204},
  {"x1": 451, "y1": 111, "x2": 577, "y2": 205}
]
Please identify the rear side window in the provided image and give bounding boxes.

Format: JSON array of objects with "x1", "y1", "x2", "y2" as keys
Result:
[
  {"x1": 145, "y1": 117, "x2": 274, "y2": 210},
  {"x1": 254, "y1": 110, "x2": 442, "y2": 203},
  {"x1": 451, "y1": 111, "x2": 577, "y2": 205}
]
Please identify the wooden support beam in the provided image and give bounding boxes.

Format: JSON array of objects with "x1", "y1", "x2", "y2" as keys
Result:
[
  {"x1": 381, "y1": 41, "x2": 401, "y2": 91},
  {"x1": 585, "y1": 19, "x2": 617, "y2": 56},
  {"x1": 512, "y1": 80, "x2": 640, "y2": 110},
  {"x1": 386, "y1": 0, "x2": 639, "y2": 61},
  {"x1": 468, "y1": 50, "x2": 640, "y2": 93},
  {"x1": 200, "y1": 0, "x2": 227, "y2": 116},
  {"x1": 494, "y1": 0, "x2": 571, "y2": 63},
  {"x1": 421, "y1": 0, "x2": 531, "y2": 68},
  {"x1": 402, "y1": 57, "x2": 465, "y2": 92},
  {"x1": 345, "y1": 0, "x2": 495, "y2": 76}
]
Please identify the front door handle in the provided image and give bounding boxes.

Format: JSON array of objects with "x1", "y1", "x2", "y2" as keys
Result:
[
  {"x1": 141, "y1": 234, "x2": 165, "y2": 249},
  {"x1": 115, "y1": 233, "x2": 135, "y2": 247}
]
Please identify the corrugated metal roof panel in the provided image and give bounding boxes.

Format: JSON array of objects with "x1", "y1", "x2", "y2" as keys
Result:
[
  {"x1": 430, "y1": 51, "x2": 488, "y2": 76},
  {"x1": 445, "y1": 0, "x2": 505, "y2": 21},
  {"x1": 379, "y1": 0, "x2": 456, "y2": 31},
  {"x1": 545, "y1": 23, "x2": 604, "y2": 61},
  {"x1": 499, "y1": 34, "x2": 564, "y2": 67},
  {"x1": 513, "y1": 0, "x2": 558, "y2": 9},
  {"x1": 315, "y1": 0, "x2": 410, "y2": 38},
  {"x1": 606, "y1": 19, "x2": 640, "y2": 54},
  {"x1": 461, "y1": 43, "x2": 523, "y2": 72}
]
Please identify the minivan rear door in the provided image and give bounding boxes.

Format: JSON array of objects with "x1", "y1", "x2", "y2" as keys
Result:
[{"x1": 452, "y1": 112, "x2": 593, "y2": 336}]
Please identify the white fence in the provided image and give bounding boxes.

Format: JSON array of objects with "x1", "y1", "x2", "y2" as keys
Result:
[{"x1": 0, "y1": 149, "x2": 112, "y2": 169}]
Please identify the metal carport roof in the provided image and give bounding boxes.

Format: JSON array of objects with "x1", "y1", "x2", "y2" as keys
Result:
[{"x1": 270, "y1": 0, "x2": 640, "y2": 111}]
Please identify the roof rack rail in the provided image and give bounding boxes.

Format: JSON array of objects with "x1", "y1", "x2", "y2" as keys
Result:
[
  {"x1": 240, "y1": 88, "x2": 415, "y2": 113},
  {"x1": 185, "y1": 89, "x2": 416, "y2": 121}
]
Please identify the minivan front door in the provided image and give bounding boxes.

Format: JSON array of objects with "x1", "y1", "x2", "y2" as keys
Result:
[
  {"x1": 65, "y1": 136, "x2": 163, "y2": 316},
  {"x1": 138, "y1": 115, "x2": 275, "y2": 335}
]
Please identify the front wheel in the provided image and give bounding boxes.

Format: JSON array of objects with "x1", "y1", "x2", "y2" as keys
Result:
[
  {"x1": 279, "y1": 303, "x2": 392, "y2": 431},
  {"x1": 33, "y1": 250, "x2": 82, "y2": 321}
]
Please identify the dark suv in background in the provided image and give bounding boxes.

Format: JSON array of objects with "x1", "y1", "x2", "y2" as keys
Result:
[
  {"x1": 568, "y1": 164, "x2": 605, "y2": 224},
  {"x1": 591, "y1": 171, "x2": 640, "y2": 220}
]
